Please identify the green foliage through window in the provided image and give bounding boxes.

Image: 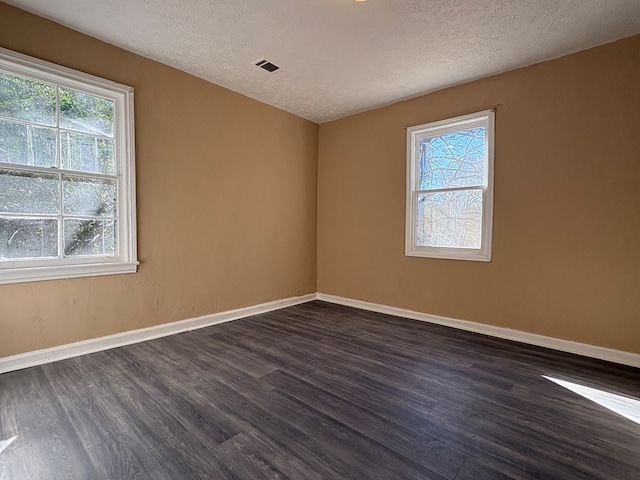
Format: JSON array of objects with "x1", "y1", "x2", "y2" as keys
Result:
[{"x1": 0, "y1": 71, "x2": 118, "y2": 260}]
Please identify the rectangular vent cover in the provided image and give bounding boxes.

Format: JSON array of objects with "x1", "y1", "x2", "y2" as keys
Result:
[{"x1": 254, "y1": 58, "x2": 280, "y2": 72}]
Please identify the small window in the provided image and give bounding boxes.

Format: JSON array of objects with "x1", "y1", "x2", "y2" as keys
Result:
[
  {"x1": 0, "y1": 48, "x2": 137, "y2": 284},
  {"x1": 406, "y1": 110, "x2": 494, "y2": 261}
]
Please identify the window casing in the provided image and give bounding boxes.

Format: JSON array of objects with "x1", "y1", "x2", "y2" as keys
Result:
[
  {"x1": 0, "y1": 48, "x2": 137, "y2": 284},
  {"x1": 406, "y1": 110, "x2": 494, "y2": 261}
]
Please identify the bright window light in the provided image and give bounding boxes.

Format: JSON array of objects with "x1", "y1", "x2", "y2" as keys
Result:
[
  {"x1": 544, "y1": 376, "x2": 640, "y2": 426},
  {"x1": 0, "y1": 435, "x2": 17, "y2": 454}
]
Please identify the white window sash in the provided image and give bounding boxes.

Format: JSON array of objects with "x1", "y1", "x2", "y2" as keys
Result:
[
  {"x1": 0, "y1": 47, "x2": 138, "y2": 284},
  {"x1": 405, "y1": 109, "x2": 494, "y2": 262}
]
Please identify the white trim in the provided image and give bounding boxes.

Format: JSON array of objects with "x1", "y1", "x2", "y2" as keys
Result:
[
  {"x1": 0, "y1": 293, "x2": 317, "y2": 374},
  {"x1": 0, "y1": 261, "x2": 139, "y2": 285},
  {"x1": 2, "y1": 291, "x2": 638, "y2": 374},
  {"x1": 0, "y1": 47, "x2": 137, "y2": 284},
  {"x1": 0, "y1": 47, "x2": 134, "y2": 94},
  {"x1": 317, "y1": 293, "x2": 640, "y2": 369}
]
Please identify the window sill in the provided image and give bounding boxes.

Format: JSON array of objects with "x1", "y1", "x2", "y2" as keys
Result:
[
  {"x1": 405, "y1": 248, "x2": 491, "y2": 262},
  {"x1": 0, "y1": 261, "x2": 139, "y2": 285}
]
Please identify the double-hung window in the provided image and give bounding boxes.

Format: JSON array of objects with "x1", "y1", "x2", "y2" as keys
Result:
[
  {"x1": 406, "y1": 110, "x2": 494, "y2": 261},
  {"x1": 0, "y1": 48, "x2": 137, "y2": 284}
]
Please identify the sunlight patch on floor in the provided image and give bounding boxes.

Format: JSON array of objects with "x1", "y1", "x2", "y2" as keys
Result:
[
  {"x1": 544, "y1": 376, "x2": 640, "y2": 426},
  {"x1": 0, "y1": 436, "x2": 17, "y2": 454}
]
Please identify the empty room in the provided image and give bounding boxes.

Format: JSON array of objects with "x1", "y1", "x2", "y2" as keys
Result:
[{"x1": 1, "y1": 1, "x2": 639, "y2": 479}]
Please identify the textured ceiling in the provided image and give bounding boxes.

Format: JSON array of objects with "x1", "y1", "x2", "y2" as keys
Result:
[{"x1": 4, "y1": 0, "x2": 640, "y2": 123}]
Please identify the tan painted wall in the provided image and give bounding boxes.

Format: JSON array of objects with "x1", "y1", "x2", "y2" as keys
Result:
[
  {"x1": 318, "y1": 35, "x2": 640, "y2": 355},
  {"x1": 1, "y1": 3, "x2": 639, "y2": 359},
  {"x1": 0, "y1": 3, "x2": 318, "y2": 357}
]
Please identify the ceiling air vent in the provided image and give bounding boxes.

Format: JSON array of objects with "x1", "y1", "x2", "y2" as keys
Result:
[{"x1": 254, "y1": 58, "x2": 280, "y2": 72}]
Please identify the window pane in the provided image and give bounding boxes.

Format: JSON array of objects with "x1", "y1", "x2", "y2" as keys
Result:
[
  {"x1": 416, "y1": 190, "x2": 482, "y2": 249},
  {"x1": 59, "y1": 88, "x2": 114, "y2": 137},
  {"x1": 418, "y1": 127, "x2": 485, "y2": 190},
  {"x1": 0, "y1": 217, "x2": 58, "y2": 259},
  {"x1": 61, "y1": 131, "x2": 115, "y2": 175},
  {"x1": 0, "y1": 73, "x2": 56, "y2": 126},
  {"x1": 64, "y1": 219, "x2": 116, "y2": 257},
  {"x1": 0, "y1": 169, "x2": 60, "y2": 215},
  {"x1": 0, "y1": 120, "x2": 57, "y2": 167},
  {"x1": 63, "y1": 176, "x2": 116, "y2": 217}
]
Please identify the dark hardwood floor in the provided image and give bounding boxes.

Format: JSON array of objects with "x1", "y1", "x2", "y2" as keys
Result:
[{"x1": 1, "y1": 300, "x2": 639, "y2": 479}]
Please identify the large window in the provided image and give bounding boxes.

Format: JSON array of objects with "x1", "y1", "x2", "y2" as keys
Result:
[
  {"x1": 0, "y1": 48, "x2": 137, "y2": 284},
  {"x1": 406, "y1": 110, "x2": 494, "y2": 261}
]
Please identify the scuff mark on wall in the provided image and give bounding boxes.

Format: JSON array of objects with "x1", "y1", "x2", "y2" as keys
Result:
[{"x1": 28, "y1": 284, "x2": 44, "y2": 348}]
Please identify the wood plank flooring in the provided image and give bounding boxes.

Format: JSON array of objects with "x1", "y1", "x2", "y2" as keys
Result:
[{"x1": 1, "y1": 300, "x2": 639, "y2": 479}]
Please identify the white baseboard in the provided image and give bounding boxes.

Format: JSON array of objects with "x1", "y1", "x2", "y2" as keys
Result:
[
  {"x1": 2, "y1": 291, "x2": 638, "y2": 374},
  {"x1": 0, "y1": 293, "x2": 318, "y2": 374},
  {"x1": 317, "y1": 293, "x2": 640, "y2": 369}
]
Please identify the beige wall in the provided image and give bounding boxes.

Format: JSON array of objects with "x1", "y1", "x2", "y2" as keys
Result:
[
  {"x1": 0, "y1": 3, "x2": 318, "y2": 357},
  {"x1": 318, "y1": 35, "x2": 640, "y2": 355},
  {"x1": 2, "y1": 2, "x2": 639, "y2": 359}
]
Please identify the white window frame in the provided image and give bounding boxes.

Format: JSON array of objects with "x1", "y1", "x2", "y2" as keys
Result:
[
  {"x1": 405, "y1": 110, "x2": 494, "y2": 262},
  {"x1": 0, "y1": 48, "x2": 137, "y2": 284}
]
